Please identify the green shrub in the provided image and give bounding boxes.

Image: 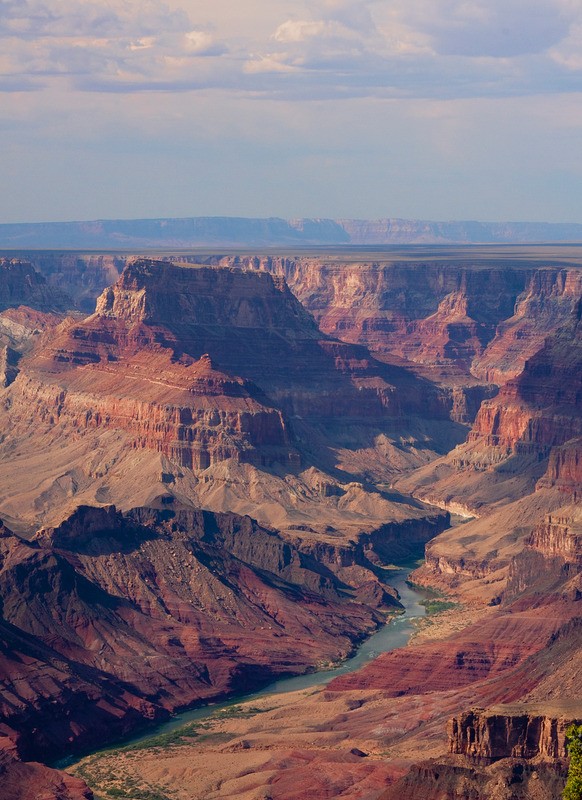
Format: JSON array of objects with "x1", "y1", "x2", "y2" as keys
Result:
[{"x1": 564, "y1": 724, "x2": 582, "y2": 800}]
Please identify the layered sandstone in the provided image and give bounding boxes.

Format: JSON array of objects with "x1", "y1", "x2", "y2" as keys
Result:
[
  {"x1": 379, "y1": 704, "x2": 580, "y2": 800},
  {"x1": 0, "y1": 503, "x2": 387, "y2": 771},
  {"x1": 467, "y1": 313, "x2": 582, "y2": 459},
  {"x1": 0, "y1": 258, "x2": 460, "y2": 535},
  {"x1": 22, "y1": 259, "x2": 449, "y2": 456},
  {"x1": 212, "y1": 256, "x2": 527, "y2": 370},
  {"x1": 448, "y1": 705, "x2": 581, "y2": 762},
  {"x1": 529, "y1": 510, "x2": 582, "y2": 565},
  {"x1": 472, "y1": 268, "x2": 582, "y2": 383},
  {"x1": 0, "y1": 258, "x2": 70, "y2": 313},
  {"x1": 210, "y1": 256, "x2": 580, "y2": 381},
  {"x1": 537, "y1": 438, "x2": 582, "y2": 499},
  {"x1": 396, "y1": 298, "x2": 582, "y2": 525}
]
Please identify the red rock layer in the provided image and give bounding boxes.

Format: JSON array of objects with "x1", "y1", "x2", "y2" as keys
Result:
[
  {"x1": 327, "y1": 604, "x2": 574, "y2": 696},
  {"x1": 472, "y1": 268, "x2": 582, "y2": 383},
  {"x1": 468, "y1": 312, "x2": 582, "y2": 458},
  {"x1": 0, "y1": 743, "x2": 92, "y2": 800},
  {"x1": 529, "y1": 513, "x2": 582, "y2": 565},
  {"x1": 537, "y1": 438, "x2": 582, "y2": 499},
  {"x1": 448, "y1": 706, "x2": 580, "y2": 762},
  {"x1": 0, "y1": 503, "x2": 385, "y2": 768},
  {"x1": 208, "y1": 256, "x2": 582, "y2": 390},
  {"x1": 20, "y1": 253, "x2": 582, "y2": 398},
  {"x1": 8, "y1": 259, "x2": 452, "y2": 473},
  {"x1": 380, "y1": 757, "x2": 567, "y2": 800},
  {"x1": 212, "y1": 256, "x2": 529, "y2": 371}
]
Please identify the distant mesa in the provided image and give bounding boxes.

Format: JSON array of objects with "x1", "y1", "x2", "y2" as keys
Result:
[{"x1": 2, "y1": 215, "x2": 582, "y2": 248}]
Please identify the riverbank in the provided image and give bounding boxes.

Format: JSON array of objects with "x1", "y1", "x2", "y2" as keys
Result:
[
  {"x1": 67, "y1": 566, "x2": 431, "y2": 799},
  {"x1": 59, "y1": 565, "x2": 427, "y2": 770}
]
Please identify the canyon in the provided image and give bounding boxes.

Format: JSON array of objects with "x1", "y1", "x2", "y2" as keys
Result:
[{"x1": 0, "y1": 247, "x2": 580, "y2": 799}]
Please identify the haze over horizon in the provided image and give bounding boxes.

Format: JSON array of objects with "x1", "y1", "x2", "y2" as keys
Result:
[{"x1": 3, "y1": 0, "x2": 582, "y2": 225}]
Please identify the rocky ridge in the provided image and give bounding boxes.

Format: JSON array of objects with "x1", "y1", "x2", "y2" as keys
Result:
[
  {"x1": 0, "y1": 258, "x2": 458, "y2": 538},
  {"x1": 0, "y1": 501, "x2": 395, "y2": 794}
]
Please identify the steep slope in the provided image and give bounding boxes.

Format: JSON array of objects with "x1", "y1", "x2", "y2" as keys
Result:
[
  {"x1": 0, "y1": 504, "x2": 389, "y2": 782},
  {"x1": 213, "y1": 256, "x2": 582, "y2": 388},
  {"x1": 393, "y1": 303, "x2": 582, "y2": 600},
  {"x1": 0, "y1": 258, "x2": 70, "y2": 314},
  {"x1": 0, "y1": 259, "x2": 456, "y2": 541}
]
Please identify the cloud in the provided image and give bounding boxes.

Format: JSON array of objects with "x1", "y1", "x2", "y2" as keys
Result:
[
  {"x1": 0, "y1": 0, "x2": 227, "y2": 90},
  {"x1": 0, "y1": 0, "x2": 581, "y2": 99},
  {"x1": 393, "y1": 0, "x2": 578, "y2": 57},
  {"x1": 239, "y1": 0, "x2": 582, "y2": 100}
]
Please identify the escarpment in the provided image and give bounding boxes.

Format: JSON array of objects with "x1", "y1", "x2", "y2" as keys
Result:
[
  {"x1": 467, "y1": 311, "x2": 582, "y2": 459},
  {"x1": 19, "y1": 253, "x2": 582, "y2": 401},
  {"x1": 0, "y1": 503, "x2": 387, "y2": 767},
  {"x1": 448, "y1": 705, "x2": 582, "y2": 762},
  {"x1": 395, "y1": 302, "x2": 582, "y2": 587},
  {"x1": 537, "y1": 438, "x2": 582, "y2": 498},
  {"x1": 208, "y1": 256, "x2": 582, "y2": 387},
  {"x1": 0, "y1": 258, "x2": 462, "y2": 533},
  {"x1": 472, "y1": 268, "x2": 582, "y2": 384},
  {"x1": 212, "y1": 257, "x2": 527, "y2": 371},
  {"x1": 0, "y1": 258, "x2": 70, "y2": 314}
]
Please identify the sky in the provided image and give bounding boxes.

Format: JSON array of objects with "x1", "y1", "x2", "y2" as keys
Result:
[{"x1": 1, "y1": 0, "x2": 582, "y2": 223}]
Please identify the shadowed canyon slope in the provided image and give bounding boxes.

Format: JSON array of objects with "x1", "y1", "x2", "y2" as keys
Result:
[
  {"x1": 0, "y1": 258, "x2": 460, "y2": 543},
  {"x1": 212, "y1": 254, "x2": 582, "y2": 387},
  {"x1": 395, "y1": 296, "x2": 582, "y2": 605},
  {"x1": 0, "y1": 503, "x2": 398, "y2": 798}
]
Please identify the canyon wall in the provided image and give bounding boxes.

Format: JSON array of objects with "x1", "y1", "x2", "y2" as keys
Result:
[
  {"x1": 0, "y1": 258, "x2": 70, "y2": 313},
  {"x1": 448, "y1": 706, "x2": 580, "y2": 762},
  {"x1": 215, "y1": 257, "x2": 582, "y2": 384},
  {"x1": 0, "y1": 503, "x2": 387, "y2": 767}
]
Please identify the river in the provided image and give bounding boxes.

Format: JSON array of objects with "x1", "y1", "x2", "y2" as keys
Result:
[{"x1": 59, "y1": 565, "x2": 427, "y2": 764}]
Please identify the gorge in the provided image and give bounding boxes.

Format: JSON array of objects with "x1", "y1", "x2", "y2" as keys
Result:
[{"x1": 0, "y1": 246, "x2": 580, "y2": 800}]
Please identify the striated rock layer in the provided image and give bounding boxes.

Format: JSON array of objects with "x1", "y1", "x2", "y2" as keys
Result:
[
  {"x1": 0, "y1": 502, "x2": 393, "y2": 791},
  {"x1": 380, "y1": 701, "x2": 582, "y2": 800},
  {"x1": 210, "y1": 256, "x2": 582, "y2": 389},
  {"x1": 392, "y1": 291, "x2": 582, "y2": 604},
  {"x1": 0, "y1": 258, "x2": 460, "y2": 536},
  {"x1": 0, "y1": 258, "x2": 70, "y2": 313},
  {"x1": 448, "y1": 705, "x2": 582, "y2": 762}
]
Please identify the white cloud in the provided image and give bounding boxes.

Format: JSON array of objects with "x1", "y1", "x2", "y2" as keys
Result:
[
  {"x1": 0, "y1": 0, "x2": 227, "y2": 90},
  {"x1": 274, "y1": 19, "x2": 360, "y2": 44},
  {"x1": 0, "y1": 0, "x2": 580, "y2": 98}
]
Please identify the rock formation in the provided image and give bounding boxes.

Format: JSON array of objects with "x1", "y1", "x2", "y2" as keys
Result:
[
  {"x1": 0, "y1": 258, "x2": 459, "y2": 541},
  {"x1": 0, "y1": 258, "x2": 70, "y2": 313},
  {"x1": 448, "y1": 705, "x2": 581, "y2": 762},
  {"x1": 0, "y1": 502, "x2": 394, "y2": 791},
  {"x1": 379, "y1": 703, "x2": 582, "y2": 800},
  {"x1": 0, "y1": 248, "x2": 579, "y2": 800}
]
